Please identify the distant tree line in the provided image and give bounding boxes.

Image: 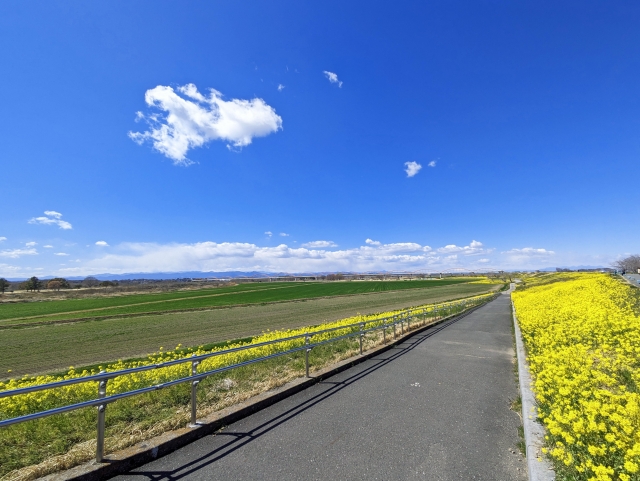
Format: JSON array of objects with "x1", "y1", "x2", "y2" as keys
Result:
[
  {"x1": 614, "y1": 255, "x2": 640, "y2": 274},
  {"x1": 0, "y1": 276, "x2": 120, "y2": 293},
  {"x1": 325, "y1": 273, "x2": 345, "y2": 281}
]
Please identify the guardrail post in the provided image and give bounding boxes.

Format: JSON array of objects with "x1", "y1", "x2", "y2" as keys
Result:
[
  {"x1": 359, "y1": 323, "x2": 364, "y2": 355},
  {"x1": 189, "y1": 357, "x2": 200, "y2": 427},
  {"x1": 393, "y1": 317, "x2": 397, "y2": 339},
  {"x1": 401, "y1": 316, "x2": 404, "y2": 335},
  {"x1": 383, "y1": 320, "x2": 386, "y2": 343},
  {"x1": 96, "y1": 372, "x2": 107, "y2": 463},
  {"x1": 305, "y1": 334, "x2": 311, "y2": 377}
]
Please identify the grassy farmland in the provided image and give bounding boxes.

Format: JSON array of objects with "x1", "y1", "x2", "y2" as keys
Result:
[
  {"x1": 0, "y1": 278, "x2": 474, "y2": 325},
  {"x1": 0, "y1": 280, "x2": 498, "y2": 377}
]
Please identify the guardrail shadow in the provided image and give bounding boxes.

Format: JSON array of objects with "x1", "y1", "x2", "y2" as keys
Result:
[{"x1": 123, "y1": 303, "x2": 488, "y2": 480}]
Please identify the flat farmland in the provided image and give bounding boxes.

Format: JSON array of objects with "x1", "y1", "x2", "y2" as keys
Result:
[
  {"x1": 0, "y1": 278, "x2": 473, "y2": 325},
  {"x1": 1, "y1": 282, "x2": 497, "y2": 377}
]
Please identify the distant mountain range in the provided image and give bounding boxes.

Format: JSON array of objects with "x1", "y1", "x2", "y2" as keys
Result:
[
  {"x1": 537, "y1": 265, "x2": 610, "y2": 272},
  {"x1": 3, "y1": 266, "x2": 613, "y2": 282},
  {"x1": 5, "y1": 271, "x2": 288, "y2": 282}
]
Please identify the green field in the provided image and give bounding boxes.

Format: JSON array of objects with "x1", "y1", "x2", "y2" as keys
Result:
[
  {"x1": 1, "y1": 281, "x2": 496, "y2": 377},
  {"x1": 0, "y1": 278, "x2": 474, "y2": 325}
]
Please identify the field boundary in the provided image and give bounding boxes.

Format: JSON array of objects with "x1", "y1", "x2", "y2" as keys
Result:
[
  {"x1": 39, "y1": 299, "x2": 494, "y2": 481},
  {"x1": 512, "y1": 295, "x2": 555, "y2": 481}
]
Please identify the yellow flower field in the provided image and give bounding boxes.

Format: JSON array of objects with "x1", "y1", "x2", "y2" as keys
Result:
[{"x1": 512, "y1": 274, "x2": 640, "y2": 481}]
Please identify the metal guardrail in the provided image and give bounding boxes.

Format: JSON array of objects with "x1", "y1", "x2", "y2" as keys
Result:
[{"x1": 0, "y1": 294, "x2": 495, "y2": 463}]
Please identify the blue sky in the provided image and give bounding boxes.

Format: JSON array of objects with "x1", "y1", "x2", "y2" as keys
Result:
[{"x1": 1, "y1": 1, "x2": 639, "y2": 277}]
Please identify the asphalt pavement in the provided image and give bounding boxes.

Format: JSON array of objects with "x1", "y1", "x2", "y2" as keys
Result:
[{"x1": 114, "y1": 292, "x2": 526, "y2": 481}]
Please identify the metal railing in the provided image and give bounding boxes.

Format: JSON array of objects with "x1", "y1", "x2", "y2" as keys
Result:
[{"x1": 0, "y1": 294, "x2": 495, "y2": 463}]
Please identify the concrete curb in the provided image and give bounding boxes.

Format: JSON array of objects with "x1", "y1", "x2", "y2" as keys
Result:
[
  {"x1": 511, "y1": 295, "x2": 555, "y2": 481},
  {"x1": 40, "y1": 297, "x2": 495, "y2": 481}
]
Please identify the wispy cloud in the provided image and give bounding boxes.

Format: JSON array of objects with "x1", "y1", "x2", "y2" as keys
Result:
[
  {"x1": 301, "y1": 240, "x2": 337, "y2": 248},
  {"x1": 277, "y1": 84, "x2": 285, "y2": 92},
  {"x1": 279, "y1": 233, "x2": 289, "y2": 237},
  {"x1": 428, "y1": 160, "x2": 437, "y2": 167},
  {"x1": 323, "y1": 71, "x2": 343, "y2": 87},
  {"x1": 95, "y1": 241, "x2": 109, "y2": 247},
  {"x1": 0, "y1": 237, "x2": 6, "y2": 242},
  {"x1": 25, "y1": 242, "x2": 37, "y2": 247},
  {"x1": 0, "y1": 248, "x2": 38, "y2": 259},
  {"x1": 365, "y1": 239, "x2": 381, "y2": 246},
  {"x1": 129, "y1": 83, "x2": 283, "y2": 165},
  {"x1": 502, "y1": 247, "x2": 555, "y2": 256},
  {"x1": 265, "y1": 231, "x2": 273, "y2": 237},
  {"x1": 43, "y1": 245, "x2": 53, "y2": 248},
  {"x1": 54, "y1": 252, "x2": 70, "y2": 256},
  {"x1": 28, "y1": 211, "x2": 72, "y2": 230},
  {"x1": 404, "y1": 161, "x2": 422, "y2": 178}
]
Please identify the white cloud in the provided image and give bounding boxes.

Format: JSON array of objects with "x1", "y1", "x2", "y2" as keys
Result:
[
  {"x1": 279, "y1": 233, "x2": 289, "y2": 237},
  {"x1": 436, "y1": 240, "x2": 491, "y2": 256},
  {"x1": 428, "y1": 160, "x2": 437, "y2": 167},
  {"x1": 478, "y1": 258, "x2": 490, "y2": 263},
  {"x1": 0, "y1": 237, "x2": 6, "y2": 242},
  {"x1": 29, "y1": 211, "x2": 72, "y2": 230},
  {"x1": 365, "y1": 239, "x2": 381, "y2": 246},
  {"x1": 129, "y1": 83, "x2": 283, "y2": 165},
  {"x1": 502, "y1": 247, "x2": 555, "y2": 256},
  {"x1": 301, "y1": 240, "x2": 338, "y2": 248},
  {"x1": 95, "y1": 241, "x2": 109, "y2": 247},
  {"x1": 54, "y1": 252, "x2": 70, "y2": 256},
  {"x1": 323, "y1": 71, "x2": 343, "y2": 87},
  {"x1": 404, "y1": 161, "x2": 422, "y2": 178},
  {"x1": 25, "y1": 242, "x2": 37, "y2": 247},
  {"x1": 0, "y1": 248, "x2": 38, "y2": 259},
  {"x1": 277, "y1": 84, "x2": 285, "y2": 92},
  {"x1": 67, "y1": 239, "x2": 474, "y2": 276},
  {"x1": 43, "y1": 245, "x2": 53, "y2": 248},
  {"x1": 0, "y1": 263, "x2": 21, "y2": 273},
  {"x1": 265, "y1": 231, "x2": 273, "y2": 237}
]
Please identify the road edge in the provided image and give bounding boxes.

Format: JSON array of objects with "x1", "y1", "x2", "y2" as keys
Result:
[
  {"x1": 511, "y1": 295, "x2": 556, "y2": 481},
  {"x1": 39, "y1": 297, "x2": 495, "y2": 481}
]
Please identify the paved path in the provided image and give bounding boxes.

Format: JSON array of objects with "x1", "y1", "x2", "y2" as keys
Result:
[
  {"x1": 623, "y1": 273, "x2": 640, "y2": 288},
  {"x1": 115, "y1": 293, "x2": 526, "y2": 480}
]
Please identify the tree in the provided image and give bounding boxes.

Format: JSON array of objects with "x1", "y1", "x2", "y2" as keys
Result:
[
  {"x1": 613, "y1": 255, "x2": 640, "y2": 274},
  {"x1": 47, "y1": 280, "x2": 62, "y2": 291},
  {"x1": 27, "y1": 276, "x2": 42, "y2": 292},
  {"x1": 82, "y1": 276, "x2": 100, "y2": 288},
  {"x1": 99, "y1": 280, "x2": 117, "y2": 287},
  {"x1": 49, "y1": 277, "x2": 70, "y2": 289},
  {"x1": 0, "y1": 278, "x2": 9, "y2": 294}
]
